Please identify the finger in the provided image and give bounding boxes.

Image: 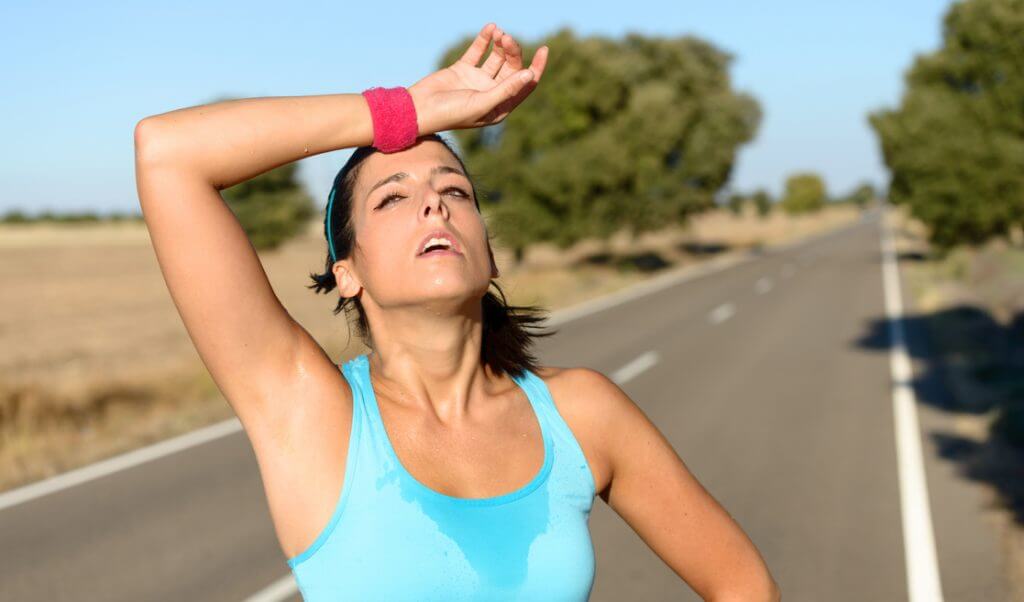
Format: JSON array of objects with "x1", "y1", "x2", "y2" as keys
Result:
[
  {"x1": 493, "y1": 73, "x2": 539, "y2": 118},
  {"x1": 480, "y1": 27, "x2": 507, "y2": 77},
  {"x1": 458, "y1": 23, "x2": 496, "y2": 67},
  {"x1": 480, "y1": 44, "x2": 546, "y2": 124},
  {"x1": 485, "y1": 71, "x2": 540, "y2": 124},
  {"x1": 477, "y1": 68, "x2": 534, "y2": 117},
  {"x1": 495, "y1": 34, "x2": 524, "y2": 79},
  {"x1": 528, "y1": 45, "x2": 549, "y2": 81}
]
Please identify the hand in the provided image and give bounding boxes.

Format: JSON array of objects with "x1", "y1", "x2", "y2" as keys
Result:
[{"x1": 408, "y1": 23, "x2": 549, "y2": 135}]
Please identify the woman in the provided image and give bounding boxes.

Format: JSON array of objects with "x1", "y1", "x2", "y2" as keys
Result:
[{"x1": 134, "y1": 22, "x2": 779, "y2": 601}]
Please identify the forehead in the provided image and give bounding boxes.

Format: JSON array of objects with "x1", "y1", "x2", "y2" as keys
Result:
[{"x1": 356, "y1": 141, "x2": 464, "y2": 199}]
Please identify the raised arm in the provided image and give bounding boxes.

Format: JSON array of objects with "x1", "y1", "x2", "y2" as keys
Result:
[
  {"x1": 133, "y1": 92, "x2": 375, "y2": 430},
  {"x1": 132, "y1": 22, "x2": 547, "y2": 432}
]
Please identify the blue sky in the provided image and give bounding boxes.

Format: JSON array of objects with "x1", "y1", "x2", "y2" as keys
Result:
[{"x1": 2, "y1": 0, "x2": 953, "y2": 215}]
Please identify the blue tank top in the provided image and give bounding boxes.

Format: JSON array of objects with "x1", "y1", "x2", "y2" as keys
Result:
[{"x1": 286, "y1": 353, "x2": 597, "y2": 601}]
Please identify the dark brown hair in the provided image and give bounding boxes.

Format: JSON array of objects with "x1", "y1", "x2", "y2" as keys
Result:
[{"x1": 307, "y1": 133, "x2": 557, "y2": 379}]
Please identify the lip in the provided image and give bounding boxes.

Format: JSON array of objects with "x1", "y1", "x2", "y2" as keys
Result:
[{"x1": 415, "y1": 229, "x2": 463, "y2": 257}]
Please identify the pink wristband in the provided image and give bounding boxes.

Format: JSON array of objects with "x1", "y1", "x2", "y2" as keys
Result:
[{"x1": 360, "y1": 86, "x2": 420, "y2": 153}]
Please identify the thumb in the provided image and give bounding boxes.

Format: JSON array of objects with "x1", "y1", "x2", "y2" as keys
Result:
[{"x1": 480, "y1": 69, "x2": 534, "y2": 113}]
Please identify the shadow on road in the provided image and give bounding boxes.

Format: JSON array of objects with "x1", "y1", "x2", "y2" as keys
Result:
[{"x1": 853, "y1": 303, "x2": 1024, "y2": 524}]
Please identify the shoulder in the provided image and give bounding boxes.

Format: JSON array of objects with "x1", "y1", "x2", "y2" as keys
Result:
[
  {"x1": 531, "y1": 365, "x2": 646, "y2": 497},
  {"x1": 535, "y1": 364, "x2": 637, "y2": 417}
]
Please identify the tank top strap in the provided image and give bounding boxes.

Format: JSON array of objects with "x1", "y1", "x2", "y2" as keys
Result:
[
  {"x1": 285, "y1": 356, "x2": 367, "y2": 571},
  {"x1": 511, "y1": 366, "x2": 597, "y2": 503},
  {"x1": 340, "y1": 354, "x2": 369, "y2": 419},
  {"x1": 340, "y1": 354, "x2": 387, "y2": 459}
]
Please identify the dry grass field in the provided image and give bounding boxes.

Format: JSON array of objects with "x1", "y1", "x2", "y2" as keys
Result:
[{"x1": 0, "y1": 203, "x2": 862, "y2": 492}]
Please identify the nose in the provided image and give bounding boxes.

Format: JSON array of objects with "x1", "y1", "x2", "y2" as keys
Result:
[{"x1": 421, "y1": 188, "x2": 449, "y2": 220}]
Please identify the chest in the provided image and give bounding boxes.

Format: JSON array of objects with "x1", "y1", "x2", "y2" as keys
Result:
[
  {"x1": 373, "y1": 391, "x2": 550, "y2": 499},
  {"x1": 256, "y1": 368, "x2": 608, "y2": 562}
]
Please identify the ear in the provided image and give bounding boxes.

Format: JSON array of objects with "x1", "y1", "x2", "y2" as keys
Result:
[{"x1": 332, "y1": 260, "x2": 363, "y2": 298}]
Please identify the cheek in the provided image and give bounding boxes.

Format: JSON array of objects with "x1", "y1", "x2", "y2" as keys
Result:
[
  {"x1": 465, "y1": 220, "x2": 493, "y2": 265},
  {"x1": 357, "y1": 230, "x2": 405, "y2": 278}
]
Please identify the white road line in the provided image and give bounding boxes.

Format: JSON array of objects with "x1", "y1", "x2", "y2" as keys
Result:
[
  {"x1": 0, "y1": 417, "x2": 243, "y2": 511},
  {"x1": 610, "y1": 351, "x2": 659, "y2": 385},
  {"x1": 708, "y1": 302, "x2": 736, "y2": 324},
  {"x1": 545, "y1": 248, "x2": 755, "y2": 327},
  {"x1": 546, "y1": 216, "x2": 865, "y2": 329},
  {"x1": 0, "y1": 218, "x2": 867, "y2": 511},
  {"x1": 244, "y1": 574, "x2": 298, "y2": 602},
  {"x1": 755, "y1": 276, "x2": 773, "y2": 294},
  {"x1": 880, "y1": 213, "x2": 944, "y2": 602}
]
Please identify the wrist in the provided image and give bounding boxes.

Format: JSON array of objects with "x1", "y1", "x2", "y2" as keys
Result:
[
  {"x1": 360, "y1": 86, "x2": 420, "y2": 153},
  {"x1": 406, "y1": 84, "x2": 429, "y2": 137}
]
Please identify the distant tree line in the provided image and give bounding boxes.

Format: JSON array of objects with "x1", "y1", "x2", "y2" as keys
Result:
[
  {"x1": 1, "y1": 208, "x2": 143, "y2": 223},
  {"x1": 724, "y1": 176, "x2": 876, "y2": 218}
]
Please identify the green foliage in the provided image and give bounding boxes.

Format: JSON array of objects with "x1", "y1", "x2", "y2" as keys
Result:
[
  {"x1": 726, "y1": 192, "x2": 746, "y2": 216},
  {"x1": 751, "y1": 189, "x2": 773, "y2": 218},
  {"x1": 221, "y1": 161, "x2": 316, "y2": 250},
  {"x1": 0, "y1": 208, "x2": 143, "y2": 223},
  {"x1": 2, "y1": 209, "x2": 32, "y2": 223},
  {"x1": 849, "y1": 181, "x2": 877, "y2": 208},
  {"x1": 869, "y1": 0, "x2": 1024, "y2": 251},
  {"x1": 437, "y1": 27, "x2": 761, "y2": 258},
  {"x1": 780, "y1": 172, "x2": 827, "y2": 214},
  {"x1": 725, "y1": 189, "x2": 773, "y2": 218},
  {"x1": 832, "y1": 181, "x2": 877, "y2": 208}
]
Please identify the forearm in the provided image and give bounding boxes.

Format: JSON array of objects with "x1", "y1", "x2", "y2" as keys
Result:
[
  {"x1": 134, "y1": 93, "x2": 375, "y2": 189},
  {"x1": 708, "y1": 577, "x2": 781, "y2": 602}
]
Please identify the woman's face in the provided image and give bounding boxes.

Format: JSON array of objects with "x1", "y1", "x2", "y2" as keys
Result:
[{"x1": 339, "y1": 139, "x2": 499, "y2": 314}]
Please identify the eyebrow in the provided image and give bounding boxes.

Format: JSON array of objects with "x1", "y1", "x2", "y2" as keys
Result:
[{"x1": 366, "y1": 165, "x2": 467, "y2": 200}]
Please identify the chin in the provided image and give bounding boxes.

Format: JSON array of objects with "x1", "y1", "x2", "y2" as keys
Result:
[{"x1": 413, "y1": 279, "x2": 490, "y2": 308}]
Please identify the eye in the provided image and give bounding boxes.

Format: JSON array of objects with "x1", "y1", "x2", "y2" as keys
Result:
[
  {"x1": 376, "y1": 193, "x2": 403, "y2": 209},
  {"x1": 375, "y1": 187, "x2": 470, "y2": 210}
]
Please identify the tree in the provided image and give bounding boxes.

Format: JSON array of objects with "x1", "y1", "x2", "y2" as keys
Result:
[
  {"x1": 780, "y1": 173, "x2": 826, "y2": 215},
  {"x1": 849, "y1": 181, "x2": 876, "y2": 209},
  {"x1": 727, "y1": 192, "x2": 747, "y2": 216},
  {"x1": 869, "y1": 0, "x2": 1024, "y2": 252},
  {"x1": 222, "y1": 161, "x2": 316, "y2": 251},
  {"x1": 751, "y1": 189, "x2": 772, "y2": 218},
  {"x1": 438, "y1": 27, "x2": 762, "y2": 261}
]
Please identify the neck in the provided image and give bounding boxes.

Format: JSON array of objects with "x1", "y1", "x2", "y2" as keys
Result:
[{"x1": 363, "y1": 298, "x2": 496, "y2": 425}]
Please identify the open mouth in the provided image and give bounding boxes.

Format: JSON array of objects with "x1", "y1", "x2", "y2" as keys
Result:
[
  {"x1": 418, "y1": 245, "x2": 462, "y2": 257},
  {"x1": 416, "y1": 232, "x2": 463, "y2": 257}
]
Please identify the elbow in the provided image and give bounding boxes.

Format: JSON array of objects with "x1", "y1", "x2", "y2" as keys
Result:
[{"x1": 133, "y1": 117, "x2": 168, "y2": 168}]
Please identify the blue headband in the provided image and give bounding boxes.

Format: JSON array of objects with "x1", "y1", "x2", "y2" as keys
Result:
[{"x1": 324, "y1": 185, "x2": 338, "y2": 263}]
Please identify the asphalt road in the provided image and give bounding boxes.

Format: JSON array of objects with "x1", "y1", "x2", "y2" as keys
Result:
[{"x1": 0, "y1": 208, "x2": 1011, "y2": 601}]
